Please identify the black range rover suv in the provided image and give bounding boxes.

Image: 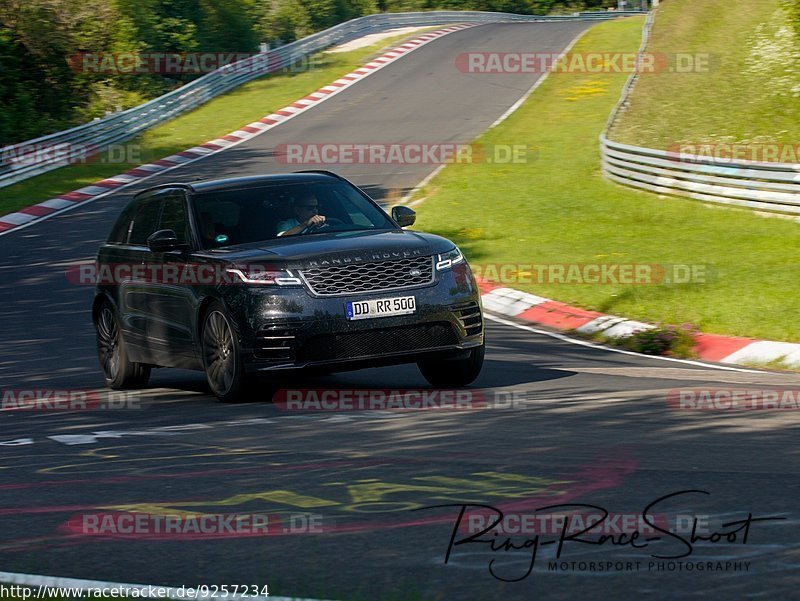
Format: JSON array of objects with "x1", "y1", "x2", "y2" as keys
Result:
[{"x1": 93, "y1": 171, "x2": 484, "y2": 401}]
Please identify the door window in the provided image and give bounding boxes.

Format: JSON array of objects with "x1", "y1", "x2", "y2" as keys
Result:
[
  {"x1": 128, "y1": 199, "x2": 163, "y2": 246},
  {"x1": 159, "y1": 194, "x2": 190, "y2": 245}
]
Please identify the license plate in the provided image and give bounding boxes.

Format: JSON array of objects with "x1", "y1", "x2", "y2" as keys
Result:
[{"x1": 346, "y1": 296, "x2": 416, "y2": 320}]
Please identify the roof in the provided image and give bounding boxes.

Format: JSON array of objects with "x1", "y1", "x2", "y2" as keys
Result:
[
  {"x1": 135, "y1": 171, "x2": 343, "y2": 198},
  {"x1": 190, "y1": 171, "x2": 341, "y2": 193}
]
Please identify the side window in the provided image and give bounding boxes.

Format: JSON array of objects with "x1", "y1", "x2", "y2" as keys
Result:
[
  {"x1": 107, "y1": 202, "x2": 137, "y2": 244},
  {"x1": 128, "y1": 199, "x2": 163, "y2": 246},
  {"x1": 159, "y1": 194, "x2": 190, "y2": 245}
]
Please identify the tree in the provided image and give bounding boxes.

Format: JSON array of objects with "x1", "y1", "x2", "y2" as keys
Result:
[
  {"x1": 259, "y1": 0, "x2": 312, "y2": 44},
  {"x1": 300, "y1": 0, "x2": 339, "y2": 30},
  {"x1": 198, "y1": 0, "x2": 259, "y2": 51}
]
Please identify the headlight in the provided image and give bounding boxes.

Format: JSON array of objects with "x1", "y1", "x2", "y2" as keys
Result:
[
  {"x1": 225, "y1": 265, "x2": 301, "y2": 285},
  {"x1": 436, "y1": 247, "x2": 464, "y2": 271}
]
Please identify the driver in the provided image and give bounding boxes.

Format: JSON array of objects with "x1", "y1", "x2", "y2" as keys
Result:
[{"x1": 276, "y1": 191, "x2": 325, "y2": 236}]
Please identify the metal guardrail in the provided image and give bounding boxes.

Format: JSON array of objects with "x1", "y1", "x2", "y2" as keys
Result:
[
  {"x1": 601, "y1": 11, "x2": 800, "y2": 215},
  {"x1": 601, "y1": 136, "x2": 800, "y2": 214},
  {"x1": 0, "y1": 10, "x2": 644, "y2": 189}
]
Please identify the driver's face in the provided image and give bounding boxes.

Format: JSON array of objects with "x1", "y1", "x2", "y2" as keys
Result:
[{"x1": 294, "y1": 198, "x2": 320, "y2": 218}]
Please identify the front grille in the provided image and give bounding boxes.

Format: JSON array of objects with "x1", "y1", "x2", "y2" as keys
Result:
[
  {"x1": 298, "y1": 323, "x2": 458, "y2": 362},
  {"x1": 254, "y1": 324, "x2": 299, "y2": 361},
  {"x1": 300, "y1": 256, "x2": 434, "y2": 296},
  {"x1": 455, "y1": 301, "x2": 483, "y2": 336}
]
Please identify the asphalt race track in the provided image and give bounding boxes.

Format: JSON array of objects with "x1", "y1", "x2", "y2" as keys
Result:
[{"x1": 1, "y1": 20, "x2": 799, "y2": 601}]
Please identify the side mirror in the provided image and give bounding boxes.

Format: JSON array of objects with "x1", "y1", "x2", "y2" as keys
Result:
[
  {"x1": 391, "y1": 206, "x2": 416, "y2": 228},
  {"x1": 147, "y1": 229, "x2": 182, "y2": 252}
]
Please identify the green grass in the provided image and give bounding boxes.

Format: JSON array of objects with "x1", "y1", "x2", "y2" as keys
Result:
[
  {"x1": 740, "y1": 356, "x2": 800, "y2": 372},
  {"x1": 412, "y1": 15, "x2": 800, "y2": 343},
  {"x1": 0, "y1": 30, "x2": 436, "y2": 216},
  {"x1": 609, "y1": 0, "x2": 800, "y2": 149}
]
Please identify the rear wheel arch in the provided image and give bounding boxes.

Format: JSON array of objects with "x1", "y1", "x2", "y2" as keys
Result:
[
  {"x1": 94, "y1": 295, "x2": 151, "y2": 389},
  {"x1": 92, "y1": 292, "x2": 117, "y2": 324}
]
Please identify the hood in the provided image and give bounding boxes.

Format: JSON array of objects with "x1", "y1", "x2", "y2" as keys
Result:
[{"x1": 197, "y1": 229, "x2": 456, "y2": 267}]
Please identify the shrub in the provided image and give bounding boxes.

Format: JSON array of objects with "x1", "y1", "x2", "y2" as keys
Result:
[{"x1": 617, "y1": 323, "x2": 698, "y2": 357}]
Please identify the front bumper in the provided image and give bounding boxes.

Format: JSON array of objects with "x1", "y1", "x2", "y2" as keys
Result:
[{"x1": 227, "y1": 267, "x2": 483, "y2": 372}]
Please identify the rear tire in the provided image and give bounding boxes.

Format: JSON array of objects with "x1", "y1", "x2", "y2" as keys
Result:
[
  {"x1": 201, "y1": 301, "x2": 255, "y2": 402},
  {"x1": 418, "y1": 342, "x2": 485, "y2": 387},
  {"x1": 95, "y1": 301, "x2": 151, "y2": 389}
]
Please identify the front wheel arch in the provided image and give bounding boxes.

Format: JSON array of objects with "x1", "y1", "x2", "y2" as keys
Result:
[{"x1": 200, "y1": 300, "x2": 253, "y2": 402}]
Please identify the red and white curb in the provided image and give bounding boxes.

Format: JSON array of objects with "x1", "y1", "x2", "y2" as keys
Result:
[
  {"x1": 0, "y1": 24, "x2": 476, "y2": 237},
  {"x1": 477, "y1": 279, "x2": 800, "y2": 368}
]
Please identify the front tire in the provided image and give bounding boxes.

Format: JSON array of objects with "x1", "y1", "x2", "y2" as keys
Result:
[
  {"x1": 418, "y1": 342, "x2": 485, "y2": 387},
  {"x1": 201, "y1": 302, "x2": 253, "y2": 402},
  {"x1": 95, "y1": 301, "x2": 151, "y2": 389}
]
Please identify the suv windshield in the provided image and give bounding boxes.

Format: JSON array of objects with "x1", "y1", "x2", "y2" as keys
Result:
[{"x1": 194, "y1": 180, "x2": 395, "y2": 249}]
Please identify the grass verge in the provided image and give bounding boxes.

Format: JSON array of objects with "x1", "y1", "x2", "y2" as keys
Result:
[
  {"x1": 412, "y1": 15, "x2": 800, "y2": 343},
  {"x1": 0, "y1": 29, "x2": 436, "y2": 216},
  {"x1": 739, "y1": 357, "x2": 800, "y2": 372},
  {"x1": 609, "y1": 0, "x2": 800, "y2": 149}
]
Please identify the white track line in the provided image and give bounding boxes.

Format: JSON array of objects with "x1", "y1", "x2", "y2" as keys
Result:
[
  {"x1": 0, "y1": 571, "x2": 333, "y2": 601},
  {"x1": 402, "y1": 164, "x2": 445, "y2": 206},
  {"x1": 488, "y1": 24, "x2": 588, "y2": 130},
  {"x1": 485, "y1": 312, "x2": 763, "y2": 373},
  {"x1": 404, "y1": 25, "x2": 589, "y2": 209}
]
